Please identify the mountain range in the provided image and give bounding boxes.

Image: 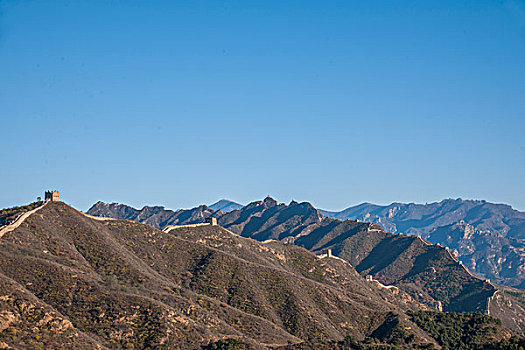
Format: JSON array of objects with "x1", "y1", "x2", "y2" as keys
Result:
[
  {"x1": 89, "y1": 197, "x2": 525, "y2": 289},
  {"x1": 87, "y1": 197, "x2": 525, "y2": 335},
  {"x1": 1, "y1": 200, "x2": 524, "y2": 349}
]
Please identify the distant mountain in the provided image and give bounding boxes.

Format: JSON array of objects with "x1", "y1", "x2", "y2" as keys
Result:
[
  {"x1": 87, "y1": 201, "x2": 214, "y2": 228},
  {"x1": 87, "y1": 197, "x2": 525, "y2": 334},
  {"x1": 217, "y1": 197, "x2": 324, "y2": 242},
  {"x1": 209, "y1": 199, "x2": 243, "y2": 212},
  {"x1": 319, "y1": 199, "x2": 525, "y2": 288}
]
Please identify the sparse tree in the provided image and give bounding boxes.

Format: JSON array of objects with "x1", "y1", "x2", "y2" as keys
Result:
[{"x1": 37, "y1": 196, "x2": 42, "y2": 202}]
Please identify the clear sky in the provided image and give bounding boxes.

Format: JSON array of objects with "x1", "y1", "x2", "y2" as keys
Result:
[{"x1": 1, "y1": 0, "x2": 524, "y2": 212}]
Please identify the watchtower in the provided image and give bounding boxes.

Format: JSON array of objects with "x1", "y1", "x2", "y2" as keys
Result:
[
  {"x1": 205, "y1": 217, "x2": 217, "y2": 226},
  {"x1": 320, "y1": 248, "x2": 332, "y2": 257},
  {"x1": 45, "y1": 190, "x2": 60, "y2": 202}
]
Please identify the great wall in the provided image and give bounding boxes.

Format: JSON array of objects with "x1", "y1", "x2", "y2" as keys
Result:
[
  {"x1": 0, "y1": 190, "x2": 60, "y2": 239},
  {"x1": 162, "y1": 217, "x2": 218, "y2": 233},
  {"x1": 0, "y1": 201, "x2": 48, "y2": 239}
]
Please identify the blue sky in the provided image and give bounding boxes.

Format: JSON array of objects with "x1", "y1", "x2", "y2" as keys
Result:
[{"x1": 1, "y1": 0, "x2": 524, "y2": 211}]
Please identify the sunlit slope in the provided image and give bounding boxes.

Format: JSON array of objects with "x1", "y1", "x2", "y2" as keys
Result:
[{"x1": 0, "y1": 201, "x2": 440, "y2": 348}]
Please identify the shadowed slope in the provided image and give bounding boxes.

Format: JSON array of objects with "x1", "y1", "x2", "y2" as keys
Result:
[
  {"x1": 216, "y1": 200, "x2": 496, "y2": 313},
  {"x1": 216, "y1": 199, "x2": 525, "y2": 334}
]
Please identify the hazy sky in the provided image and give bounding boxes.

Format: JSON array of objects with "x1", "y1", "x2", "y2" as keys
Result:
[{"x1": 1, "y1": 0, "x2": 524, "y2": 211}]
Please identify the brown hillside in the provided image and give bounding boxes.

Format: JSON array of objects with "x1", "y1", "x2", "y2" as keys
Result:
[
  {"x1": 0, "y1": 201, "x2": 442, "y2": 349},
  {"x1": 86, "y1": 198, "x2": 525, "y2": 334}
]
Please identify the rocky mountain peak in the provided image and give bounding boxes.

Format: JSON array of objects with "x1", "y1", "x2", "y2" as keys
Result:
[{"x1": 263, "y1": 195, "x2": 278, "y2": 207}]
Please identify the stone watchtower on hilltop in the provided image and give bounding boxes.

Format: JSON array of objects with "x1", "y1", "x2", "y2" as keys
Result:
[
  {"x1": 45, "y1": 190, "x2": 60, "y2": 202},
  {"x1": 205, "y1": 217, "x2": 217, "y2": 225}
]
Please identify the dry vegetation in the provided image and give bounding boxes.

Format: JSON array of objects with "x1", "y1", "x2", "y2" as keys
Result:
[{"x1": 0, "y1": 202, "x2": 522, "y2": 349}]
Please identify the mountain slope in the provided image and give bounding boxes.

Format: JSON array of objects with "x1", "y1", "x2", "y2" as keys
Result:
[
  {"x1": 320, "y1": 199, "x2": 525, "y2": 288},
  {"x1": 218, "y1": 199, "x2": 525, "y2": 334},
  {"x1": 1, "y1": 201, "x2": 454, "y2": 348},
  {"x1": 86, "y1": 197, "x2": 525, "y2": 334},
  {"x1": 0, "y1": 271, "x2": 104, "y2": 349},
  {"x1": 216, "y1": 199, "x2": 495, "y2": 312}
]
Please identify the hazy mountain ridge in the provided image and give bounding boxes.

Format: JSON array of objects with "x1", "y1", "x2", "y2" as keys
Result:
[
  {"x1": 319, "y1": 198, "x2": 525, "y2": 239},
  {"x1": 319, "y1": 199, "x2": 525, "y2": 288},
  {"x1": 209, "y1": 199, "x2": 244, "y2": 212}
]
